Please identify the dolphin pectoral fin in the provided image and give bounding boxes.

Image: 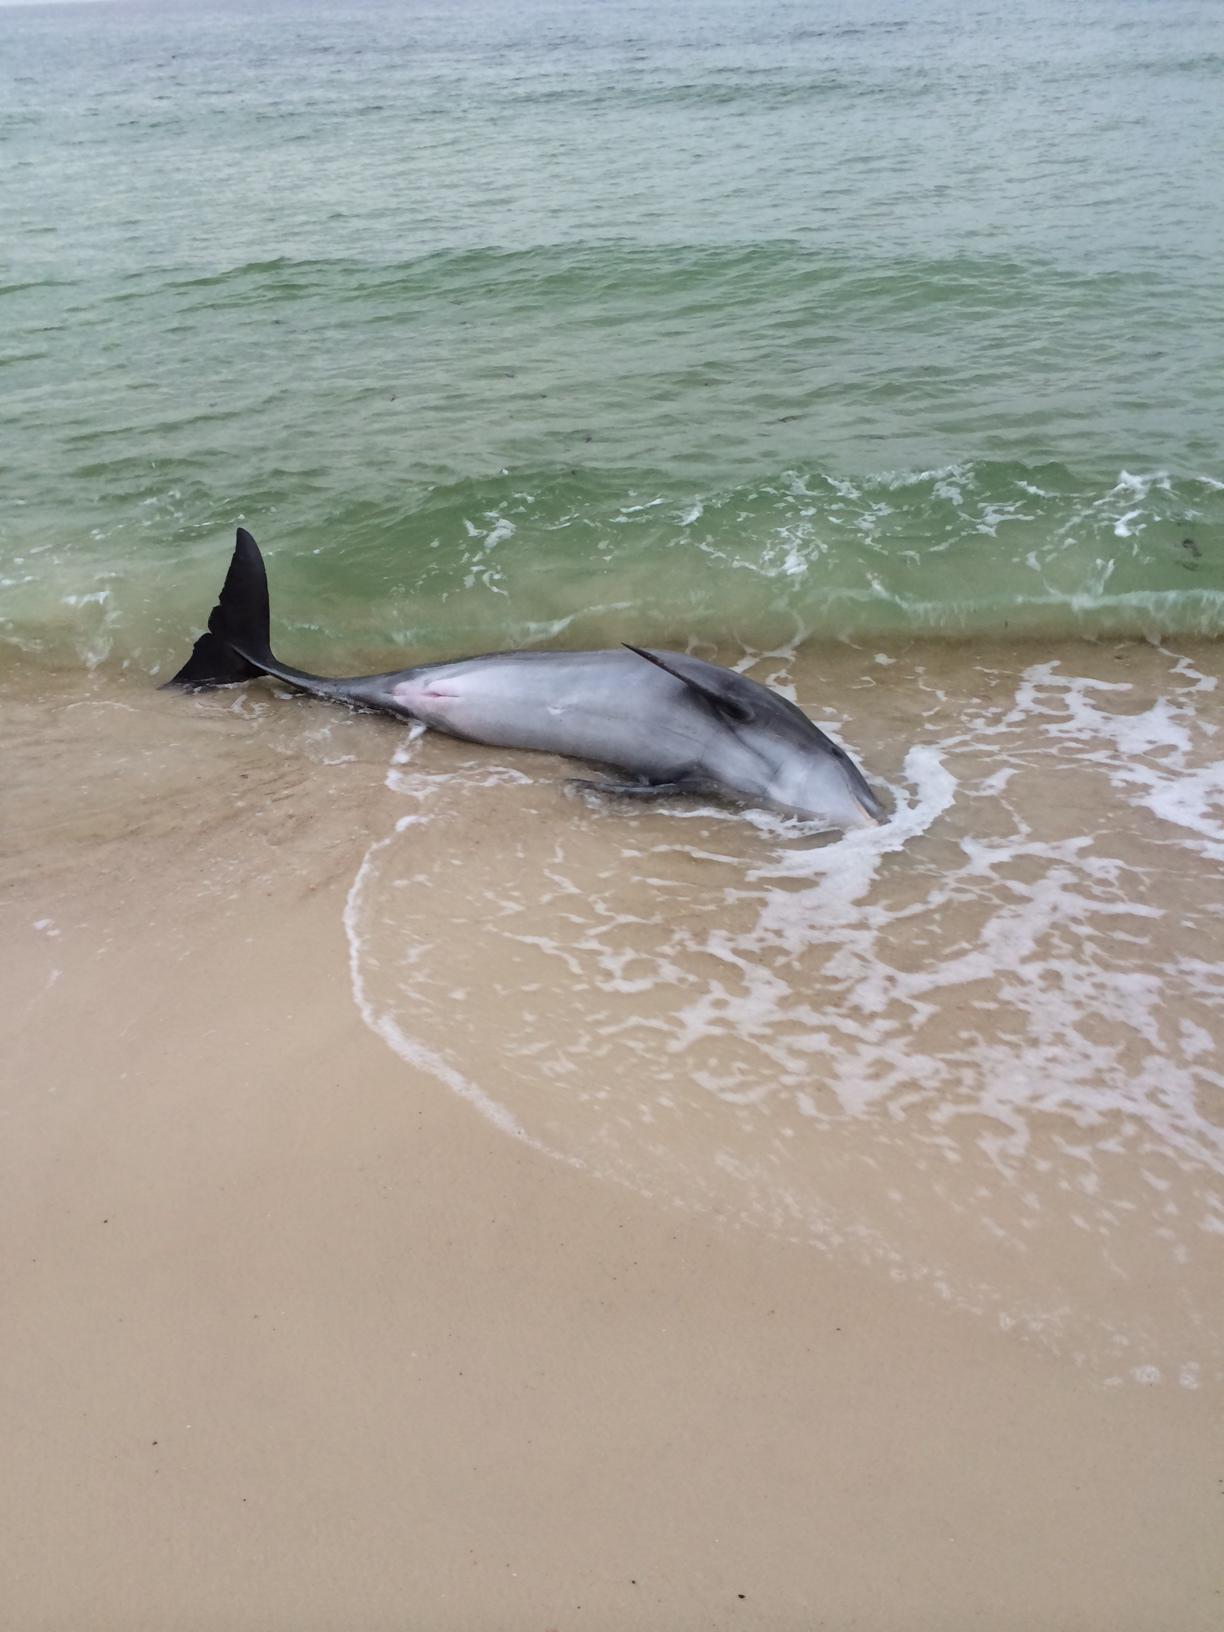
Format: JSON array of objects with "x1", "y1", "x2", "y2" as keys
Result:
[
  {"x1": 622, "y1": 645, "x2": 754, "y2": 725},
  {"x1": 566, "y1": 776, "x2": 698, "y2": 801}
]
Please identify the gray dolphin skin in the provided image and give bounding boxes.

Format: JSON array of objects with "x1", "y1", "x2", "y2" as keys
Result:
[{"x1": 168, "y1": 529, "x2": 886, "y2": 828}]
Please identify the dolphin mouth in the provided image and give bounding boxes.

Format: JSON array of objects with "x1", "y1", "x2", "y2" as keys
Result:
[{"x1": 855, "y1": 788, "x2": 888, "y2": 827}]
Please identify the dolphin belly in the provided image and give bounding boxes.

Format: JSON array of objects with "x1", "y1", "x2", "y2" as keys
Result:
[{"x1": 388, "y1": 652, "x2": 716, "y2": 779}]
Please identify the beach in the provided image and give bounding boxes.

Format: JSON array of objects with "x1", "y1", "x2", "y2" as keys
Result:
[
  {"x1": 5, "y1": 0, "x2": 1224, "y2": 1621},
  {"x1": 4, "y1": 644, "x2": 1223, "y2": 1628}
]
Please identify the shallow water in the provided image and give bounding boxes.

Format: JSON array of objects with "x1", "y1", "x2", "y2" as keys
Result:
[
  {"x1": 6, "y1": 638, "x2": 1224, "y2": 1381},
  {"x1": 335, "y1": 639, "x2": 1224, "y2": 1381}
]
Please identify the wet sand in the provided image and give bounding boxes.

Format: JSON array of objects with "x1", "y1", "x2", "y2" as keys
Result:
[{"x1": 3, "y1": 646, "x2": 1223, "y2": 1630}]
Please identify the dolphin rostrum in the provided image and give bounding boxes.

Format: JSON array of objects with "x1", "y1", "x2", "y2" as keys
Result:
[{"x1": 168, "y1": 528, "x2": 886, "y2": 828}]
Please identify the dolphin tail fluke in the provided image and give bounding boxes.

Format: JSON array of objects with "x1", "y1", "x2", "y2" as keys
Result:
[{"x1": 166, "y1": 527, "x2": 275, "y2": 688}]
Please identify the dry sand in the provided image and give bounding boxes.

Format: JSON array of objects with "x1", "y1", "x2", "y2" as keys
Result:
[{"x1": 2, "y1": 660, "x2": 1222, "y2": 1631}]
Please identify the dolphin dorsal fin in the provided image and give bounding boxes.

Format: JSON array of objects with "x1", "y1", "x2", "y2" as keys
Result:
[{"x1": 622, "y1": 645, "x2": 754, "y2": 725}]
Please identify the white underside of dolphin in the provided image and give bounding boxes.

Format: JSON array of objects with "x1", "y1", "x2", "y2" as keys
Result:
[{"x1": 168, "y1": 529, "x2": 886, "y2": 830}]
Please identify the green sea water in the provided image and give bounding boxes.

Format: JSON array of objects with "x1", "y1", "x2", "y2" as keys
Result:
[{"x1": 3, "y1": 0, "x2": 1223, "y2": 671}]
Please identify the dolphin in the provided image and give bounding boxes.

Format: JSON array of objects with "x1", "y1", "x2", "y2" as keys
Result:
[{"x1": 167, "y1": 528, "x2": 886, "y2": 828}]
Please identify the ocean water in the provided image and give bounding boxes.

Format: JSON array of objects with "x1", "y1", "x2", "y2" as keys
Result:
[{"x1": 3, "y1": 0, "x2": 1224, "y2": 668}]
